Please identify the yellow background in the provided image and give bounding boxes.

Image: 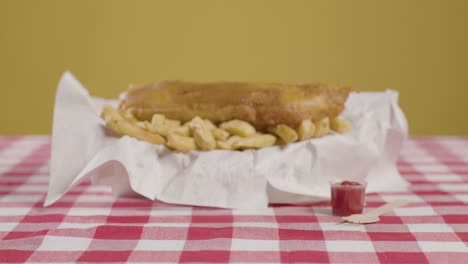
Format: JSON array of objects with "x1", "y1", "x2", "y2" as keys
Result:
[{"x1": 1, "y1": 0, "x2": 467, "y2": 135}]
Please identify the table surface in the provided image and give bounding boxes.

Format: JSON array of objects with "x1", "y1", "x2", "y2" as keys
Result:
[{"x1": 0, "y1": 136, "x2": 467, "y2": 263}]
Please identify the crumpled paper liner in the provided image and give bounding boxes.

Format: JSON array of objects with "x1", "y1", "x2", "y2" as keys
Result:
[{"x1": 45, "y1": 72, "x2": 408, "y2": 209}]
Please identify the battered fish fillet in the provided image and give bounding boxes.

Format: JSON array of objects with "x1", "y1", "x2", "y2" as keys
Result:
[{"x1": 118, "y1": 81, "x2": 351, "y2": 130}]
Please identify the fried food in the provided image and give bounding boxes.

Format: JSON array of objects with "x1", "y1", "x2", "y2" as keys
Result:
[
  {"x1": 135, "y1": 121, "x2": 147, "y2": 129},
  {"x1": 188, "y1": 117, "x2": 216, "y2": 150},
  {"x1": 118, "y1": 81, "x2": 351, "y2": 130},
  {"x1": 101, "y1": 106, "x2": 352, "y2": 152},
  {"x1": 151, "y1": 114, "x2": 165, "y2": 127},
  {"x1": 268, "y1": 124, "x2": 298, "y2": 144},
  {"x1": 101, "y1": 106, "x2": 166, "y2": 145},
  {"x1": 172, "y1": 126, "x2": 190, "y2": 137},
  {"x1": 203, "y1": 119, "x2": 217, "y2": 131},
  {"x1": 101, "y1": 80, "x2": 353, "y2": 152},
  {"x1": 120, "y1": 110, "x2": 138, "y2": 123},
  {"x1": 219, "y1": 120, "x2": 256, "y2": 137},
  {"x1": 165, "y1": 119, "x2": 181, "y2": 129},
  {"x1": 298, "y1": 120, "x2": 315, "y2": 141},
  {"x1": 166, "y1": 133, "x2": 197, "y2": 152},
  {"x1": 216, "y1": 136, "x2": 242, "y2": 150},
  {"x1": 314, "y1": 117, "x2": 330, "y2": 138},
  {"x1": 232, "y1": 134, "x2": 277, "y2": 149},
  {"x1": 330, "y1": 117, "x2": 352, "y2": 133},
  {"x1": 145, "y1": 114, "x2": 181, "y2": 136},
  {"x1": 212, "y1": 128, "x2": 230, "y2": 141}
]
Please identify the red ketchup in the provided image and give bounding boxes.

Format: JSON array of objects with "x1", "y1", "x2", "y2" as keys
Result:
[{"x1": 331, "y1": 181, "x2": 366, "y2": 216}]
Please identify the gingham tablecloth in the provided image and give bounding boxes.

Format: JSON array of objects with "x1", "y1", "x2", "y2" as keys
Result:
[{"x1": 0, "y1": 136, "x2": 467, "y2": 263}]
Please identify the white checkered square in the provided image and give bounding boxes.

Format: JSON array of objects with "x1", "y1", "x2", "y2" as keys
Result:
[
  {"x1": 312, "y1": 207, "x2": 333, "y2": 216},
  {"x1": 412, "y1": 164, "x2": 450, "y2": 173},
  {"x1": 407, "y1": 223, "x2": 454, "y2": 233},
  {"x1": 0, "y1": 207, "x2": 31, "y2": 216},
  {"x1": 37, "y1": 235, "x2": 92, "y2": 251},
  {"x1": 0, "y1": 194, "x2": 43, "y2": 202},
  {"x1": 455, "y1": 194, "x2": 468, "y2": 202},
  {"x1": 26, "y1": 175, "x2": 49, "y2": 183},
  {"x1": 135, "y1": 239, "x2": 186, "y2": 251},
  {"x1": 37, "y1": 167, "x2": 49, "y2": 174},
  {"x1": 425, "y1": 174, "x2": 463, "y2": 182},
  {"x1": 400, "y1": 146, "x2": 426, "y2": 155},
  {"x1": 150, "y1": 208, "x2": 193, "y2": 216},
  {"x1": 380, "y1": 194, "x2": 424, "y2": 202},
  {"x1": 67, "y1": 207, "x2": 112, "y2": 216},
  {"x1": 0, "y1": 223, "x2": 18, "y2": 232},
  {"x1": 0, "y1": 139, "x2": 43, "y2": 155},
  {"x1": 400, "y1": 155, "x2": 438, "y2": 163},
  {"x1": 418, "y1": 241, "x2": 468, "y2": 252},
  {"x1": 232, "y1": 208, "x2": 275, "y2": 216},
  {"x1": 394, "y1": 206, "x2": 437, "y2": 216},
  {"x1": 439, "y1": 184, "x2": 468, "y2": 192},
  {"x1": 14, "y1": 184, "x2": 48, "y2": 192},
  {"x1": 448, "y1": 165, "x2": 468, "y2": 171},
  {"x1": 231, "y1": 238, "x2": 279, "y2": 251},
  {"x1": 76, "y1": 194, "x2": 116, "y2": 202}
]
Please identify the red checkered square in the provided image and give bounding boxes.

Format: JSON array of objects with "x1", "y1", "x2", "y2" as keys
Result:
[
  {"x1": 367, "y1": 231, "x2": 417, "y2": 241},
  {"x1": 106, "y1": 215, "x2": 149, "y2": 224},
  {"x1": 28, "y1": 251, "x2": 82, "y2": 262},
  {"x1": 280, "y1": 250, "x2": 329, "y2": 263},
  {"x1": 78, "y1": 250, "x2": 133, "y2": 262},
  {"x1": 128, "y1": 250, "x2": 182, "y2": 262},
  {"x1": 179, "y1": 250, "x2": 231, "y2": 263},
  {"x1": 377, "y1": 252, "x2": 429, "y2": 263},
  {"x1": 3, "y1": 229, "x2": 48, "y2": 240},
  {"x1": 22, "y1": 214, "x2": 65, "y2": 223},
  {"x1": 93, "y1": 225, "x2": 143, "y2": 240},
  {"x1": 277, "y1": 228, "x2": 325, "y2": 240},
  {"x1": 456, "y1": 232, "x2": 468, "y2": 242},
  {"x1": 0, "y1": 250, "x2": 33, "y2": 263},
  {"x1": 229, "y1": 251, "x2": 281, "y2": 263},
  {"x1": 443, "y1": 215, "x2": 468, "y2": 224},
  {"x1": 185, "y1": 227, "x2": 234, "y2": 240}
]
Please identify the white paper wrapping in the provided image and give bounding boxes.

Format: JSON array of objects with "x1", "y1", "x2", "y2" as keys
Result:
[{"x1": 45, "y1": 72, "x2": 409, "y2": 208}]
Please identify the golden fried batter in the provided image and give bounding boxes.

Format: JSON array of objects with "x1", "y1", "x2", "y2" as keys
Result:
[{"x1": 118, "y1": 81, "x2": 351, "y2": 130}]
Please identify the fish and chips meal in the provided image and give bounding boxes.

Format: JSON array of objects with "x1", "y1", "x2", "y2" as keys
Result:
[{"x1": 101, "y1": 81, "x2": 353, "y2": 152}]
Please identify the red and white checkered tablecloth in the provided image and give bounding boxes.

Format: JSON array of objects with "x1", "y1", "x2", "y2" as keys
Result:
[{"x1": 0, "y1": 136, "x2": 467, "y2": 263}]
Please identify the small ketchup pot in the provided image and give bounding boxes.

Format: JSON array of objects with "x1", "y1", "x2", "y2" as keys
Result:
[{"x1": 330, "y1": 180, "x2": 367, "y2": 216}]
